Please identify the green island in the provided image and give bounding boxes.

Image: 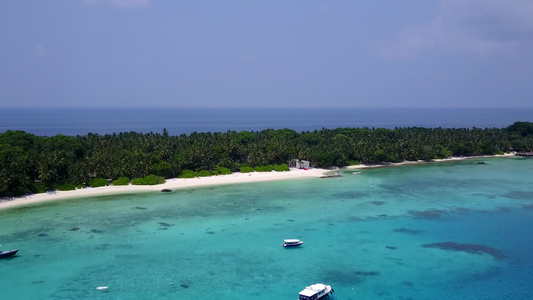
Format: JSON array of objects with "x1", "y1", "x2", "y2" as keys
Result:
[{"x1": 1, "y1": 121, "x2": 532, "y2": 198}]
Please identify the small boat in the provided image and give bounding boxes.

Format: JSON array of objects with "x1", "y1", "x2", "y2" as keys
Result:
[
  {"x1": 299, "y1": 283, "x2": 333, "y2": 300},
  {"x1": 0, "y1": 249, "x2": 19, "y2": 258},
  {"x1": 282, "y1": 239, "x2": 303, "y2": 247},
  {"x1": 353, "y1": 171, "x2": 362, "y2": 175},
  {"x1": 96, "y1": 286, "x2": 109, "y2": 290},
  {"x1": 334, "y1": 167, "x2": 341, "y2": 176}
]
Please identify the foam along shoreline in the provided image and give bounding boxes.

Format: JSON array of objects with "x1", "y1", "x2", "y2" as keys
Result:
[
  {"x1": 0, "y1": 168, "x2": 328, "y2": 211},
  {"x1": 345, "y1": 153, "x2": 516, "y2": 170}
]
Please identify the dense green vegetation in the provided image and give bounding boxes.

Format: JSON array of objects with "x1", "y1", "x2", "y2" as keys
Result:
[
  {"x1": 1, "y1": 122, "x2": 532, "y2": 197},
  {"x1": 131, "y1": 174, "x2": 165, "y2": 185},
  {"x1": 112, "y1": 176, "x2": 130, "y2": 186}
]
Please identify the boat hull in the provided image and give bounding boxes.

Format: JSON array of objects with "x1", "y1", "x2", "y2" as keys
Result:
[
  {"x1": 282, "y1": 241, "x2": 303, "y2": 247},
  {"x1": 0, "y1": 249, "x2": 19, "y2": 258}
]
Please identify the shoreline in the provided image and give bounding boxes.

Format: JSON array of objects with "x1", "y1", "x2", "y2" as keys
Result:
[
  {"x1": 0, "y1": 168, "x2": 328, "y2": 211},
  {"x1": 0, "y1": 153, "x2": 517, "y2": 211},
  {"x1": 346, "y1": 153, "x2": 516, "y2": 170}
]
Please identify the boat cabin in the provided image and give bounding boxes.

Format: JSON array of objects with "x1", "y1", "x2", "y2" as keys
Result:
[
  {"x1": 298, "y1": 283, "x2": 332, "y2": 300},
  {"x1": 282, "y1": 239, "x2": 303, "y2": 247}
]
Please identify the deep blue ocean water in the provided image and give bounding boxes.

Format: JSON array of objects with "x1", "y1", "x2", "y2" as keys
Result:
[{"x1": 1, "y1": 107, "x2": 532, "y2": 136}]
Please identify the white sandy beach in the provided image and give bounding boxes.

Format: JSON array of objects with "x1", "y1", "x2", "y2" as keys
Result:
[
  {"x1": 0, "y1": 153, "x2": 516, "y2": 211},
  {"x1": 0, "y1": 168, "x2": 328, "y2": 210},
  {"x1": 347, "y1": 153, "x2": 515, "y2": 169}
]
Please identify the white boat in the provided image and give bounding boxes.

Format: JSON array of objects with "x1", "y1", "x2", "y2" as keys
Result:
[
  {"x1": 298, "y1": 283, "x2": 333, "y2": 300},
  {"x1": 334, "y1": 167, "x2": 341, "y2": 176},
  {"x1": 282, "y1": 239, "x2": 303, "y2": 247},
  {"x1": 352, "y1": 171, "x2": 361, "y2": 175}
]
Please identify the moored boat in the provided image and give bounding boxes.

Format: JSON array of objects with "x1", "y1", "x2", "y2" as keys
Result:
[
  {"x1": 298, "y1": 283, "x2": 333, "y2": 300},
  {"x1": 282, "y1": 239, "x2": 303, "y2": 247},
  {"x1": 0, "y1": 249, "x2": 19, "y2": 258}
]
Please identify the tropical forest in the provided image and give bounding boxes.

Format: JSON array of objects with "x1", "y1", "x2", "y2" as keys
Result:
[{"x1": 1, "y1": 121, "x2": 532, "y2": 197}]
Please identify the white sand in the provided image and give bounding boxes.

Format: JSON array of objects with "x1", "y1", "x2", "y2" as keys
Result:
[
  {"x1": 0, "y1": 153, "x2": 515, "y2": 211},
  {"x1": 0, "y1": 168, "x2": 328, "y2": 210},
  {"x1": 346, "y1": 153, "x2": 515, "y2": 169}
]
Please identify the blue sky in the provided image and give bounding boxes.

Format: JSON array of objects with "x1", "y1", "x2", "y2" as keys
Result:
[{"x1": 1, "y1": 0, "x2": 532, "y2": 108}]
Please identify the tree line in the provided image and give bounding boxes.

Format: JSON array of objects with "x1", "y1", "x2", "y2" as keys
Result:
[{"x1": 1, "y1": 122, "x2": 532, "y2": 197}]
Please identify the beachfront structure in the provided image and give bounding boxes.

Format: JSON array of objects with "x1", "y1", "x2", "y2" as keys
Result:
[
  {"x1": 516, "y1": 152, "x2": 533, "y2": 157},
  {"x1": 289, "y1": 159, "x2": 310, "y2": 169}
]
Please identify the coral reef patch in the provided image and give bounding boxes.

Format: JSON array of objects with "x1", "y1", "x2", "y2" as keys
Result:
[
  {"x1": 324, "y1": 269, "x2": 381, "y2": 285},
  {"x1": 132, "y1": 206, "x2": 147, "y2": 210},
  {"x1": 393, "y1": 228, "x2": 424, "y2": 235},
  {"x1": 523, "y1": 203, "x2": 533, "y2": 210},
  {"x1": 408, "y1": 209, "x2": 447, "y2": 219},
  {"x1": 503, "y1": 191, "x2": 533, "y2": 200},
  {"x1": 158, "y1": 222, "x2": 174, "y2": 227},
  {"x1": 422, "y1": 242, "x2": 505, "y2": 260}
]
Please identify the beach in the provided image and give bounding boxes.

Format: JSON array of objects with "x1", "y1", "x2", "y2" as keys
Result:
[
  {"x1": 0, "y1": 168, "x2": 328, "y2": 210},
  {"x1": 0, "y1": 153, "x2": 515, "y2": 211}
]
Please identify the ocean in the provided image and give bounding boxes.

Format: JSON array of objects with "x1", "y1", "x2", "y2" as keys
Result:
[
  {"x1": 0, "y1": 157, "x2": 532, "y2": 299},
  {"x1": 1, "y1": 107, "x2": 532, "y2": 136},
  {"x1": 1, "y1": 107, "x2": 533, "y2": 299}
]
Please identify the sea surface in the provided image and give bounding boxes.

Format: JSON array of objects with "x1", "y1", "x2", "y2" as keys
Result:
[
  {"x1": 1, "y1": 107, "x2": 532, "y2": 136},
  {"x1": 1, "y1": 157, "x2": 532, "y2": 299}
]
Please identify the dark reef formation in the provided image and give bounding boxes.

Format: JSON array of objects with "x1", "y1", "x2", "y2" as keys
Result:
[
  {"x1": 422, "y1": 242, "x2": 505, "y2": 260},
  {"x1": 408, "y1": 209, "x2": 447, "y2": 219},
  {"x1": 158, "y1": 222, "x2": 174, "y2": 227},
  {"x1": 354, "y1": 271, "x2": 380, "y2": 276},
  {"x1": 393, "y1": 228, "x2": 424, "y2": 235},
  {"x1": 523, "y1": 203, "x2": 533, "y2": 210},
  {"x1": 324, "y1": 269, "x2": 381, "y2": 285},
  {"x1": 504, "y1": 191, "x2": 533, "y2": 200}
]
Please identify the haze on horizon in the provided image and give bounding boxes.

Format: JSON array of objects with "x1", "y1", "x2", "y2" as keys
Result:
[{"x1": 1, "y1": 0, "x2": 532, "y2": 108}]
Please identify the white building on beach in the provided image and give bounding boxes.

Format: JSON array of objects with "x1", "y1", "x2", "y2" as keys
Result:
[{"x1": 289, "y1": 159, "x2": 310, "y2": 169}]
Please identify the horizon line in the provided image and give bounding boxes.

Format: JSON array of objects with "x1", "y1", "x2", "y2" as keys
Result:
[{"x1": 2, "y1": 106, "x2": 533, "y2": 109}]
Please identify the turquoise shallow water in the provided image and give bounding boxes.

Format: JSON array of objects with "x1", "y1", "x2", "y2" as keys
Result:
[{"x1": 1, "y1": 157, "x2": 532, "y2": 299}]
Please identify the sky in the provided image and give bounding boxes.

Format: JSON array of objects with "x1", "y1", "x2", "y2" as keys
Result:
[{"x1": 1, "y1": 0, "x2": 533, "y2": 108}]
